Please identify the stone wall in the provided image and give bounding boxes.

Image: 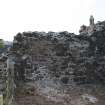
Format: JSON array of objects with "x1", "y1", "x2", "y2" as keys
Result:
[
  {"x1": 1, "y1": 19, "x2": 105, "y2": 105},
  {"x1": 11, "y1": 21, "x2": 105, "y2": 85},
  {"x1": 0, "y1": 55, "x2": 14, "y2": 105}
]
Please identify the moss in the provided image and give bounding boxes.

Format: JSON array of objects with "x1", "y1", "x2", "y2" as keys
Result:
[{"x1": 0, "y1": 39, "x2": 4, "y2": 48}]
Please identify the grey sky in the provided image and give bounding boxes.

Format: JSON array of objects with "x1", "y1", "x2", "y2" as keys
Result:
[{"x1": 0, "y1": 0, "x2": 105, "y2": 41}]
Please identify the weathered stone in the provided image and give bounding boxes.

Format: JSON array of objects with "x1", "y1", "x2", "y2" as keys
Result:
[
  {"x1": 1, "y1": 17, "x2": 105, "y2": 105},
  {"x1": 10, "y1": 19, "x2": 105, "y2": 85}
]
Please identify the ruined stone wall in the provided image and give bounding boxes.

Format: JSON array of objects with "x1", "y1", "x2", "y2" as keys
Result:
[
  {"x1": 1, "y1": 20, "x2": 105, "y2": 105},
  {"x1": 11, "y1": 21, "x2": 105, "y2": 85}
]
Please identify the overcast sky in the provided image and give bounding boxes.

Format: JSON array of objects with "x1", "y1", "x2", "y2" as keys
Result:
[{"x1": 0, "y1": 0, "x2": 105, "y2": 41}]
